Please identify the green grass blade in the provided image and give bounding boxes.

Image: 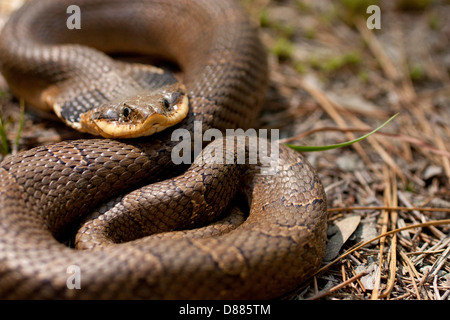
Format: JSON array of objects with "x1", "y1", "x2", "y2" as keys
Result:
[
  {"x1": 0, "y1": 112, "x2": 9, "y2": 156},
  {"x1": 286, "y1": 113, "x2": 399, "y2": 152}
]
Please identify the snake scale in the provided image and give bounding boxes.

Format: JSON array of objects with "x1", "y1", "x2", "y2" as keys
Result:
[{"x1": 0, "y1": 0, "x2": 327, "y2": 299}]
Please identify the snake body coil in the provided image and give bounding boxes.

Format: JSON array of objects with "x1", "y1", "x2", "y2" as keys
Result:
[{"x1": 0, "y1": 0, "x2": 327, "y2": 299}]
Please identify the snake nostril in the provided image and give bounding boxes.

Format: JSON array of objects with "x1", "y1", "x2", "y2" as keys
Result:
[{"x1": 162, "y1": 99, "x2": 170, "y2": 110}]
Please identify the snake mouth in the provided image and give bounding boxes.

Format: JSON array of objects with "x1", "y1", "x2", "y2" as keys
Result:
[{"x1": 79, "y1": 87, "x2": 189, "y2": 139}]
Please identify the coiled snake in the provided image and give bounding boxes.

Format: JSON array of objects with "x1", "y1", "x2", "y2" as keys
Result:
[{"x1": 0, "y1": 0, "x2": 327, "y2": 299}]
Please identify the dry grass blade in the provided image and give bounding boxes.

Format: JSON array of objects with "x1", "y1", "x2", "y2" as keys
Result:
[
  {"x1": 307, "y1": 272, "x2": 368, "y2": 300},
  {"x1": 355, "y1": 18, "x2": 400, "y2": 81},
  {"x1": 376, "y1": 167, "x2": 399, "y2": 299},
  {"x1": 399, "y1": 249, "x2": 422, "y2": 299},
  {"x1": 327, "y1": 207, "x2": 450, "y2": 214},
  {"x1": 313, "y1": 219, "x2": 450, "y2": 279}
]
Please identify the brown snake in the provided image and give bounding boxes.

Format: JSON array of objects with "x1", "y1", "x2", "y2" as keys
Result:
[{"x1": 0, "y1": 0, "x2": 327, "y2": 299}]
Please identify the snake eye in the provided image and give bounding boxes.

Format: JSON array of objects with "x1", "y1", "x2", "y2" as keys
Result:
[{"x1": 122, "y1": 107, "x2": 131, "y2": 118}]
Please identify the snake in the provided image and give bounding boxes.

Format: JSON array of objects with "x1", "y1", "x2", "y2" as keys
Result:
[{"x1": 0, "y1": 0, "x2": 327, "y2": 299}]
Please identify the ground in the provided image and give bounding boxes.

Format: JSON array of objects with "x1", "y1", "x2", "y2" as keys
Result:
[
  {"x1": 244, "y1": 0, "x2": 450, "y2": 300},
  {"x1": 0, "y1": 0, "x2": 449, "y2": 300}
]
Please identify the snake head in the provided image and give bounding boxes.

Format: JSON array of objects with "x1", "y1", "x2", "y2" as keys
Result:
[{"x1": 79, "y1": 83, "x2": 189, "y2": 138}]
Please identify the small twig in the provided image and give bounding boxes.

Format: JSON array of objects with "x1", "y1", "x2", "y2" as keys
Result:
[
  {"x1": 312, "y1": 219, "x2": 450, "y2": 279},
  {"x1": 372, "y1": 167, "x2": 392, "y2": 299},
  {"x1": 307, "y1": 272, "x2": 368, "y2": 300},
  {"x1": 379, "y1": 168, "x2": 399, "y2": 299},
  {"x1": 403, "y1": 258, "x2": 422, "y2": 300},
  {"x1": 391, "y1": 292, "x2": 413, "y2": 300},
  {"x1": 434, "y1": 130, "x2": 450, "y2": 179},
  {"x1": 418, "y1": 266, "x2": 431, "y2": 287},
  {"x1": 398, "y1": 191, "x2": 445, "y2": 240},
  {"x1": 327, "y1": 206, "x2": 450, "y2": 214},
  {"x1": 441, "y1": 290, "x2": 450, "y2": 300},
  {"x1": 430, "y1": 243, "x2": 450, "y2": 277},
  {"x1": 433, "y1": 274, "x2": 440, "y2": 300},
  {"x1": 399, "y1": 249, "x2": 422, "y2": 300}
]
